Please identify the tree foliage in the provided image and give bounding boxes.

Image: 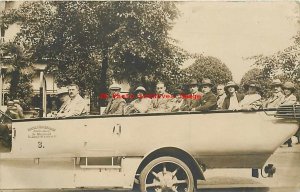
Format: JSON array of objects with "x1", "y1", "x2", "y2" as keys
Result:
[
  {"x1": 250, "y1": 32, "x2": 300, "y2": 82},
  {"x1": 0, "y1": 42, "x2": 34, "y2": 109},
  {"x1": 182, "y1": 55, "x2": 233, "y2": 89},
  {"x1": 2, "y1": 1, "x2": 187, "y2": 106}
]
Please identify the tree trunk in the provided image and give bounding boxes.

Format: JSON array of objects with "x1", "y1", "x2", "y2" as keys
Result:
[{"x1": 98, "y1": 48, "x2": 109, "y2": 107}]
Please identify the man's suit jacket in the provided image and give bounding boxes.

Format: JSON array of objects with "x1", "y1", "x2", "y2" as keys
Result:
[
  {"x1": 103, "y1": 98, "x2": 126, "y2": 115},
  {"x1": 150, "y1": 93, "x2": 172, "y2": 112},
  {"x1": 180, "y1": 91, "x2": 203, "y2": 111},
  {"x1": 194, "y1": 91, "x2": 217, "y2": 111},
  {"x1": 59, "y1": 94, "x2": 87, "y2": 117}
]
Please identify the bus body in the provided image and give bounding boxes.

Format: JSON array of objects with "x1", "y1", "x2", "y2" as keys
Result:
[{"x1": 0, "y1": 107, "x2": 298, "y2": 190}]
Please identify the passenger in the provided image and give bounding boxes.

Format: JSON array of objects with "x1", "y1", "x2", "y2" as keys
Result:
[
  {"x1": 216, "y1": 84, "x2": 226, "y2": 109},
  {"x1": 181, "y1": 79, "x2": 203, "y2": 111},
  {"x1": 56, "y1": 84, "x2": 87, "y2": 117},
  {"x1": 264, "y1": 79, "x2": 285, "y2": 108},
  {"x1": 149, "y1": 81, "x2": 172, "y2": 112},
  {"x1": 191, "y1": 78, "x2": 217, "y2": 111},
  {"x1": 281, "y1": 81, "x2": 297, "y2": 105},
  {"x1": 55, "y1": 87, "x2": 70, "y2": 117},
  {"x1": 167, "y1": 88, "x2": 185, "y2": 112},
  {"x1": 125, "y1": 86, "x2": 151, "y2": 114},
  {"x1": 222, "y1": 81, "x2": 244, "y2": 110},
  {"x1": 5, "y1": 101, "x2": 20, "y2": 119},
  {"x1": 281, "y1": 81, "x2": 298, "y2": 147},
  {"x1": 103, "y1": 83, "x2": 126, "y2": 115},
  {"x1": 13, "y1": 99, "x2": 24, "y2": 119},
  {"x1": 239, "y1": 81, "x2": 262, "y2": 110}
]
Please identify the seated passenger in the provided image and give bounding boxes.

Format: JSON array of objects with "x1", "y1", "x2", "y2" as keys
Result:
[
  {"x1": 13, "y1": 100, "x2": 24, "y2": 119},
  {"x1": 216, "y1": 84, "x2": 226, "y2": 109},
  {"x1": 167, "y1": 88, "x2": 185, "y2": 112},
  {"x1": 222, "y1": 81, "x2": 244, "y2": 110},
  {"x1": 239, "y1": 81, "x2": 262, "y2": 110},
  {"x1": 181, "y1": 79, "x2": 203, "y2": 111},
  {"x1": 191, "y1": 78, "x2": 217, "y2": 111},
  {"x1": 103, "y1": 83, "x2": 126, "y2": 115},
  {"x1": 5, "y1": 101, "x2": 20, "y2": 119},
  {"x1": 56, "y1": 84, "x2": 87, "y2": 117},
  {"x1": 264, "y1": 79, "x2": 285, "y2": 108},
  {"x1": 125, "y1": 86, "x2": 151, "y2": 114},
  {"x1": 149, "y1": 81, "x2": 172, "y2": 113},
  {"x1": 281, "y1": 81, "x2": 297, "y2": 105},
  {"x1": 281, "y1": 81, "x2": 298, "y2": 148}
]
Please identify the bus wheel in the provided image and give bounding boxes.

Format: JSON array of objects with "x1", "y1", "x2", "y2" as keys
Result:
[{"x1": 139, "y1": 156, "x2": 195, "y2": 192}]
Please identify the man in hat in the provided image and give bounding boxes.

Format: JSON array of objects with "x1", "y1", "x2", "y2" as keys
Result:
[
  {"x1": 239, "y1": 81, "x2": 262, "y2": 110},
  {"x1": 264, "y1": 79, "x2": 285, "y2": 108},
  {"x1": 222, "y1": 81, "x2": 244, "y2": 110},
  {"x1": 180, "y1": 79, "x2": 203, "y2": 111},
  {"x1": 56, "y1": 84, "x2": 87, "y2": 117},
  {"x1": 55, "y1": 87, "x2": 70, "y2": 117},
  {"x1": 103, "y1": 83, "x2": 126, "y2": 115},
  {"x1": 13, "y1": 99, "x2": 24, "y2": 119},
  {"x1": 149, "y1": 81, "x2": 172, "y2": 112},
  {"x1": 125, "y1": 86, "x2": 151, "y2": 114},
  {"x1": 192, "y1": 78, "x2": 217, "y2": 111}
]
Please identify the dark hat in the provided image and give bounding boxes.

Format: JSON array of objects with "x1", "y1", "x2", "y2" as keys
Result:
[
  {"x1": 224, "y1": 81, "x2": 239, "y2": 91},
  {"x1": 271, "y1": 79, "x2": 283, "y2": 87},
  {"x1": 244, "y1": 81, "x2": 261, "y2": 91},
  {"x1": 173, "y1": 88, "x2": 184, "y2": 95},
  {"x1": 283, "y1": 81, "x2": 295, "y2": 91},
  {"x1": 188, "y1": 79, "x2": 198, "y2": 86},
  {"x1": 200, "y1": 78, "x2": 213, "y2": 87}
]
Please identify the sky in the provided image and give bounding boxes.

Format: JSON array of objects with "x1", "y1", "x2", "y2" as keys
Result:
[{"x1": 170, "y1": 1, "x2": 300, "y2": 82}]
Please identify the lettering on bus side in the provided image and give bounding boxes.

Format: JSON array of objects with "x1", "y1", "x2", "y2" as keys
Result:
[{"x1": 28, "y1": 125, "x2": 56, "y2": 139}]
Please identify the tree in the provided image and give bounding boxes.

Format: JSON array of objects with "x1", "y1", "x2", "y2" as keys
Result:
[
  {"x1": 250, "y1": 31, "x2": 300, "y2": 82},
  {"x1": 2, "y1": 1, "x2": 187, "y2": 107},
  {"x1": 0, "y1": 42, "x2": 34, "y2": 109},
  {"x1": 182, "y1": 55, "x2": 233, "y2": 90}
]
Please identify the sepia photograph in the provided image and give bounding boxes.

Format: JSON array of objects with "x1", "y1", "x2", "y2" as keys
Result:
[{"x1": 0, "y1": 1, "x2": 299, "y2": 192}]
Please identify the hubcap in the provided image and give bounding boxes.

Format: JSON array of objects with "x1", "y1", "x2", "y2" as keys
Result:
[{"x1": 144, "y1": 162, "x2": 189, "y2": 192}]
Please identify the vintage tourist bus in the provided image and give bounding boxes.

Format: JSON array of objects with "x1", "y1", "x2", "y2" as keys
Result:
[{"x1": 0, "y1": 104, "x2": 298, "y2": 192}]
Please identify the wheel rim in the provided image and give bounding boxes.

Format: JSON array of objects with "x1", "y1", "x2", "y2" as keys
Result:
[{"x1": 143, "y1": 161, "x2": 192, "y2": 192}]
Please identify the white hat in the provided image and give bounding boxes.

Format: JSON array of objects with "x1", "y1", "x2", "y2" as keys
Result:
[
  {"x1": 109, "y1": 83, "x2": 121, "y2": 90},
  {"x1": 57, "y1": 87, "x2": 69, "y2": 95},
  {"x1": 134, "y1": 86, "x2": 146, "y2": 93}
]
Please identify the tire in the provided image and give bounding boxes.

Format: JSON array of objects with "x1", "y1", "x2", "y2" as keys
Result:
[{"x1": 139, "y1": 156, "x2": 195, "y2": 192}]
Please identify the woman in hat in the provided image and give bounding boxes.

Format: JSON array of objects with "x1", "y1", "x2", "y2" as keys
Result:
[
  {"x1": 281, "y1": 81, "x2": 297, "y2": 105},
  {"x1": 239, "y1": 81, "x2": 262, "y2": 110},
  {"x1": 125, "y1": 86, "x2": 151, "y2": 114},
  {"x1": 222, "y1": 81, "x2": 244, "y2": 110}
]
